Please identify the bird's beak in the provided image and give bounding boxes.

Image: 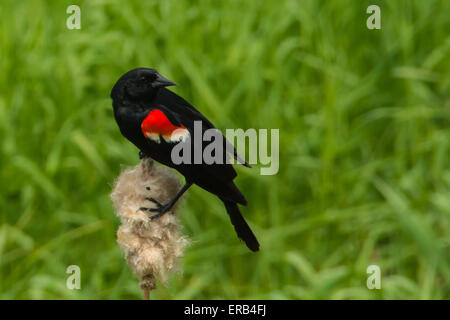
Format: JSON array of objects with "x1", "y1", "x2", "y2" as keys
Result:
[{"x1": 152, "y1": 74, "x2": 177, "y2": 88}]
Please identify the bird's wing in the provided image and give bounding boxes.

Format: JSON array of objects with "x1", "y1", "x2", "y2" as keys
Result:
[
  {"x1": 140, "y1": 103, "x2": 243, "y2": 183},
  {"x1": 155, "y1": 88, "x2": 251, "y2": 167},
  {"x1": 140, "y1": 108, "x2": 190, "y2": 144}
]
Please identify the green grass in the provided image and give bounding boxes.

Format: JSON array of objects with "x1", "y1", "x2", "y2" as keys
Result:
[{"x1": 0, "y1": 0, "x2": 449, "y2": 299}]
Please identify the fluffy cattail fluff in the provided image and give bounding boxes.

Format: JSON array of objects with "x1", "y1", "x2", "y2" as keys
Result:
[{"x1": 110, "y1": 158, "x2": 189, "y2": 299}]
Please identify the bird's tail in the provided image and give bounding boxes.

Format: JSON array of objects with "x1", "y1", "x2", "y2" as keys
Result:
[{"x1": 221, "y1": 199, "x2": 260, "y2": 252}]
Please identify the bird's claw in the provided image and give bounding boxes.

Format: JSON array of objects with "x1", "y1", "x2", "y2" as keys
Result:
[
  {"x1": 146, "y1": 197, "x2": 163, "y2": 211},
  {"x1": 139, "y1": 151, "x2": 149, "y2": 159},
  {"x1": 138, "y1": 198, "x2": 170, "y2": 219}
]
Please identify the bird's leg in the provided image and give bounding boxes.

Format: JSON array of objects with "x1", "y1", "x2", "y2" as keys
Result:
[{"x1": 138, "y1": 182, "x2": 193, "y2": 220}]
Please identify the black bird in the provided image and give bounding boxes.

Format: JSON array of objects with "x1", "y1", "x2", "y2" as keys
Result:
[{"x1": 110, "y1": 68, "x2": 259, "y2": 252}]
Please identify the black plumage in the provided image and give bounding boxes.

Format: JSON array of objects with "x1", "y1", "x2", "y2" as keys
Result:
[{"x1": 111, "y1": 68, "x2": 259, "y2": 252}]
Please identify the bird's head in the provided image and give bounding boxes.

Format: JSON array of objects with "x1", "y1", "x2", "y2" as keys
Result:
[{"x1": 111, "y1": 68, "x2": 176, "y2": 101}]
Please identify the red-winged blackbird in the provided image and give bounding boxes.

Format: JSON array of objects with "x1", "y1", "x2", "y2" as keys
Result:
[{"x1": 110, "y1": 68, "x2": 259, "y2": 252}]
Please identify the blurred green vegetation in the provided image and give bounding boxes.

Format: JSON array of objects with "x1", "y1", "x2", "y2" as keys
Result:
[{"x1": 0, "y1": 0, "x2": 449, "y2": 299}]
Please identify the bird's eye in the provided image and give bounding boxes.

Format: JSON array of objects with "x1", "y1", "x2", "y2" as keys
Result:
[{"x1": 140, "y1": 76, "x2": 147, "y2": 82}]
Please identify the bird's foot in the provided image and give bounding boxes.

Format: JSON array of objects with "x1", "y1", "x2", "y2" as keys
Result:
[
  {"x1": 139, "y1": 151, "x2": 148, "y2": 159},
  {"x1": 138, "y1": 197, "x2": 170, "y2": 220}
]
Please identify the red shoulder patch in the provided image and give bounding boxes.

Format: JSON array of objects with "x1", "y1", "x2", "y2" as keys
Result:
[{"x1": 141, "y1": 109, "x2": 189, "y2": 143}]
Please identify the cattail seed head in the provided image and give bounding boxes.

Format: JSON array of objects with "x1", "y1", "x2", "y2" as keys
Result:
[{"x1": 111, "y1": 158, "x2": 189, "y2": 294}]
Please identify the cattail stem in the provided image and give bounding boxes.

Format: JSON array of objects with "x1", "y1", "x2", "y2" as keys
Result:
[
  {"x1": 143, "y1": 288, "x2": 149, "y2": 300},
  {"x1": 140, "y1": 274, "x2": 156, "y2": 300}
]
